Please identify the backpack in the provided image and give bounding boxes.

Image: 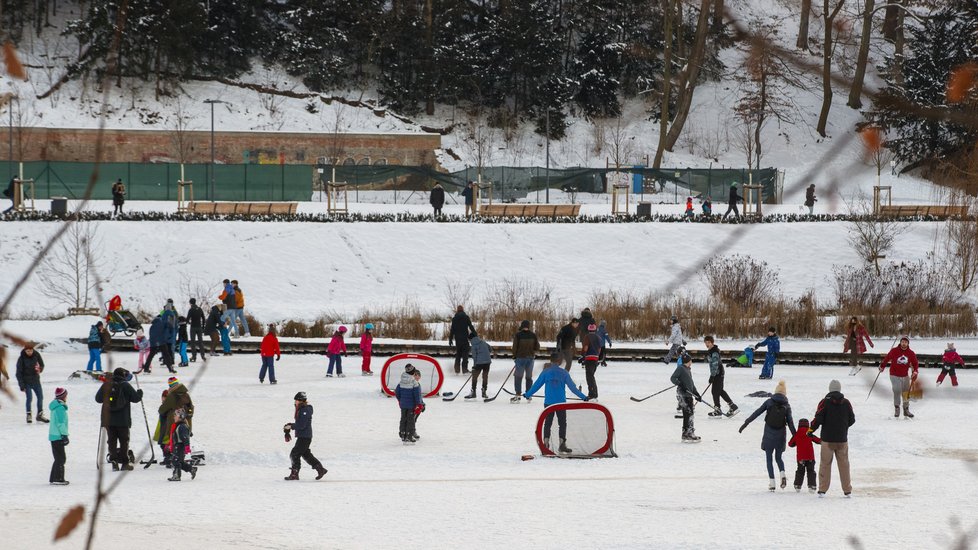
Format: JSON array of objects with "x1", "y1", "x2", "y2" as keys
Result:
[
  {"x1": 107, "y1": 382, "x2": 128, "y2": 412},
  {"x1": 764, "y1": 402, "x2": 787, "y2": 429}
]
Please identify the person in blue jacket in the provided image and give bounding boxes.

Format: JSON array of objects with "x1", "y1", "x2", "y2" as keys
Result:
[
  {"x1": 597, "y1": 320, "x2": 612, "y2": 367},
  {"x1": 283, "y1": 392, "x2": 328, "y2": 480},
  {"x1": 48, "y1": 387, "x2": 70, "y2": 485},
  {"x1": 160, "y1": 302, "x2": 178, "y2": 372},
  {"x1": 141, "y1": 316, "x2": 171, "y2": 374},
  {"x1": 524, "y1": 352, "x2": 588, "y2": 454},
  {"x1": 395, "y1": 364, "x2": 425, "y2": 443},
  {"x1": 754, "y1": 327, "x2": 781, "y2": 380},
  {"x1": 86, "y1": 322, "x2": 105, "y2": 372}
]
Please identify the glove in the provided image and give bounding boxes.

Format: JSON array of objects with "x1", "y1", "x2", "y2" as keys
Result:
[
  {"x1": 911, "y1": 371, "x2": 918, "y2": 381},
  {"x1": 708, "y1": 376, "x2": 715, "y2": 384},
  {"x1": 284, "y1": 432, "x2": 292, "y2": 443},
  {"x1": 414, "y1": 404, "x2": 424, "y2": 415},
  {"x1": 738, "y1": 423, "x2": 747, "y2": 434},
  {"x1": 277, "y1": 355, "x2": 281, "y2": 361},
  {"x1": 284, "y1": 423, "x2": 293, "y2": 432},
  {"x1": 19, "y1": 386, "x2": 25, "y2": 392},
  {"x1": 62, "y1": 436, "x2": 69, "y2": 446},
  {"x1": 878, "y1": 366, "x2": 885, "y2": 372},
  {"x1": 577, "y1": 356, "x2": 584, "y2": 364},
  {"x1": 523, "y1": 393, "x2": 530, "y2": 400},
  {"x1": 583, "y1": 396, "x2": 589, "y2": 402},
  {"x1": 136, "y1": 389, "x2": 144, "y2": 399},
  {"x1": 607, "y1": 342, "x2": 612, "y2": 348},
  {"x1": 806, "y1": 429, "x2": 815, "y2": 438}
]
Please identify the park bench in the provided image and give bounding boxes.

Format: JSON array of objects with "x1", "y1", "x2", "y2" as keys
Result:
[
  {"x1": 878, "y1": 205, "x2": 969, "y2": 218},
  {"x1": 479, "y1": 203, "x2": 581, "y2": 217},
  {"x1": 187, "y1": 202, "x2": 299, "y2": 216}
]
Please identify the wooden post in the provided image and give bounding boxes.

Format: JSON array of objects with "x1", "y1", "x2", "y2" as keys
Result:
[
  {"x1": 611, "y1": 183, "x2": 629, "y2": 215},
  {"x1": 742, "y1": 184, "x2": 763, "y2": 219},
  {"x1": 872, "y1": 185, "x2": 891, "y2": 216},
  {"x1": 473, "y1": 180, "x2": 492, "y2": 215},
  {"x1": 12, "y1": 177, "x2": 36, "y2": 212},
  {"x1": 327, "y1": 182, "x2": 349, "y2": 214}
]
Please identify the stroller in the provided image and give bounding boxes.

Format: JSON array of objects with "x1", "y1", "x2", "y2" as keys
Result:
[{"x1": 105, "y1": 295, "x2": 142, "y2": 336}]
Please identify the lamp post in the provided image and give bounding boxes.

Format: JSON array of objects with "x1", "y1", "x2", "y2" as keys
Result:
[
  {"x1": 203, "y1": 99, "x2": 227, "y2": 199},
  {"x1": 545, "y1": 107, "x2": 550, "y2": 204},
  {"x1": 5, "y1": 93, "x2": 17, "y2": 180}
]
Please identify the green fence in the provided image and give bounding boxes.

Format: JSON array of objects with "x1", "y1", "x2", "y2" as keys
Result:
[{"x1": 14, "y1": 161, "x2": 780, "y2": 203}]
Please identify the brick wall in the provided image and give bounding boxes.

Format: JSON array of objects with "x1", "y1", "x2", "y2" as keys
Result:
[{"x1": 2, "y1": 127, "x2": 442, "y2": 166}]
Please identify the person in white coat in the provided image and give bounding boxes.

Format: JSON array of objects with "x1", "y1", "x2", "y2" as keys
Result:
[{"x1": 661, "y1": 315, "x2": 686, "y2": 364}]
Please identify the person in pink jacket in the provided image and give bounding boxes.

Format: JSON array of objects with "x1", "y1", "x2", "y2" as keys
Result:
[
  {"x1": 937, "y1": 343, "x2": 964, "y2": 387},
  {"x1": 134, "y1": 329, "x2": 151, "y2": 372},
  {"x1": 360, "y1": 323, "x2": 374, "y2": 376},
  {"x1": 326, "y1": 326, "x2": 348, "y2": 377}
]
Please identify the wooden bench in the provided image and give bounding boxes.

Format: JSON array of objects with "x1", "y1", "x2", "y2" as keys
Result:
[
  {"x1": 479, "y1": 203, "x2": 581, "y2": 218},
  {"x1": 878, "y1": 205, "x2": 970, "y2": 218},
  {"x1": 188, "y1": 202, "x2": 299, "y2": 216},
  {"x1": 67, "y1": 307, "x2": 101, "y2": 316}
]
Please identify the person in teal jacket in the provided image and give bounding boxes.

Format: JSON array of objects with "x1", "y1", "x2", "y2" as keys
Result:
[
  {"x1": 48, "y1": 387, "x2": 70, "y2": 485},
  {"x1": 524, "y1": 352, "x2": 588, "y2": 454},
  {"x1": 755, "y1": 327, "x2": 781, "y2": 380}
]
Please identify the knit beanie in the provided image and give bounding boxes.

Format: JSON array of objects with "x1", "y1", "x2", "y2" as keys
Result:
[
  {"x1": 828, "y1": 379, "x2": 842, "y2": 393},
  {"x1": 774, "y1": 380, "x2": 787, "y2": 396},
  {"x1": 55, "y1": 387, "x2": 68, "y2": 400},
  {"x1": 798, "y1": 418, "x2": 809, "y2": 428},
  {"x1": 168, "y1": 377, "x2": 180, "y2": 389}
]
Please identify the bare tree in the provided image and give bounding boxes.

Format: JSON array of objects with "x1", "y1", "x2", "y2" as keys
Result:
[
  {"x1": 847, "y1": 0, "x2": 876, "y2": 108},
  {"x1": 604, "y1": 115, "x2": 636, "y2": 170},
  {"x1": 37, "y1": 223, "x2": 107, "y2": 309},
  {"x1": 653, "y1": 0, "x2": 676, "y2": 168},
  {"x1": 862, "y1": 127, "x2": 894, "y2": 186},
  {"x1": 846, "y1": 202, "x2": 908, "y2": 275},
  {"x1": 735, "y1": 119, "x2": 759, "y2": 171},
  {"x1": 169, "y1": 97, "x2": 195, "y2": 164},
  {"x1": 797, "y1": 0, "x2": 813, "y2": 49},
  {"x1": 458, "y1": 110, "x2": 497, "y2": 182},
  {"x1": 944, "y1": 196, "x2": 978, "y2": 292},
  {"x1": 442, "y1": 278, "x2": 474, "y2": 316},
  {"x1": 817, "y1": 0, "x2": 848, "y2": 137},
  {"x1": 663, "y1": 0, "x2": 713, "y2": 153}
]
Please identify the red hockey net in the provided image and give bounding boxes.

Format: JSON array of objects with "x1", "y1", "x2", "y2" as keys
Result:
[
  {"x1": 380, "y1": 353, "x2": 445, "y2": 398},
  {"x1": 534, "y1": 403, "x2": 616, "y2": 458}
]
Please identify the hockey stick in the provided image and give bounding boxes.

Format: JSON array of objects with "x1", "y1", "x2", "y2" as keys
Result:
[
  {"x1": 484, "y1": 366, "x2": 516, "y2": 403},
  {"x1": 630, "y1": 384, "x2": 676, "y2": 402},
  {"x1": 442, "y1": 371, "x2": 474, "y2": 401},
  {"x1": 502, "y1": 388, "x2": 583, "y2": 401},
  {"x1": 866, "y1": 365, "x2": 883, "y2": 402},
  {"x1": 132, "y1": 372, "x2": 157, "y2": 468}
]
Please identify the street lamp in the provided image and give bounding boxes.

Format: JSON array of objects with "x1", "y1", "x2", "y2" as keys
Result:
[
  {"x1": 203, "y1": 99, "x2": 227, "y2": 199},
  {"x1": 4, "y1": 93, "x2": 17, "y2": 179}
]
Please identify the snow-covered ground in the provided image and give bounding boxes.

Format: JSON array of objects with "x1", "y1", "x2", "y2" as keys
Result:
[
  {"x1": 0, "y1": 216, "x2": 945, "y2": 322},
  {"x1": 0, "y1": 347, "x2": 973, "y2": 549}
]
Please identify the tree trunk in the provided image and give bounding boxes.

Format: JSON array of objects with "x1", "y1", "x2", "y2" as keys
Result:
[
  {"x1": 424, "y1": 0, "x2": 434, "y2": 115},
  {"x1": 664, "y1": 0, "x2": 711, "y2": 152},
  {"x1": 755, "y1": 70, "x2": 767, "y2": 169},
  {"x1": 816, "y1": 0, "x2": 846, "y2": 137},
  {"x1": 797, "y1": 0, "x2": 811, "y2": 49},
  {"x1": 847, "y1": 0, "x2": 874, "y2": 109},
  {"x1": 882, "y1": 0, "x2": 900, "y2": 41},
  {"x1": 893, "y1": 8, "x2": 905, "y2": 87},
  {"x1": 653, "y1": 0, "x2": 675, "y2": 168},
  {"x1": 711, "y1": 0, "x2": 724, "y2": 34}
]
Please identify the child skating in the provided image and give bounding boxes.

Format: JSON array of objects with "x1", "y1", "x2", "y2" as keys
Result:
[
  {"x1": 754, "y1": 327, "x2": 781, "y2": 380},
  {"x1": 177, "y1": 316, "x2": 189, "y2": 367},
  {"x1": 360, "y1": 323, "x2": 374, "y2": 375},
  {"x1": 283, "y1": 392, "x2": 328, "y2": 480},
  {"x1": 787, "y1": 418, "x2": 821, "y2": 492},
  {"x1": 467, "y1": 332, "x2": 492, "y2": 399},
  {"x1": 326, "y1": 326, "x2": 348, "y2": 377},
  {"x1": 168, "y1": 408, "x2": 198, "y2": 481},
  {"x1": 670, "y1": 350, "x2": 702, "y2": 442},
  {"x1": 134, "y1": 329, "x2": 150, "y2": 372},
  {"x1": 938, "y1": 343, "x2": 963, "y2": 386},
  {"x1": 48, "y1": 387, "x2": 69, "y2": 485},
  {"x1": 395, "y1": 364, "x2": 425, "y2": 443}
]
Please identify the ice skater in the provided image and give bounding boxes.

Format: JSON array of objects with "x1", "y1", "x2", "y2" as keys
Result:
[
  {"x1": 326, "y1": 326, "x2": 348, "y2": 377},
  {"x1": 48, "y1": 387, "x2": 70, "y2": 485},
  {"x1": 704, "y1": 336, "x2": 737, "y2": 417},
  {"x1": 395, "y1": 365, "x2": 425, "y2": 443},
  {"x1": 754, "y1": 327, "x2": 780, "y2": 380},
  {"x1": 739, "y1": 380, "x2": 796, "y2": 491},
  {"x1": 661, "y1": 315, "x2": 685, "y2": 364},
  {"x1": 283, "y1": 392, "x2": 328, "y2": 480},
  {"x1": 787, "y1": 418, "x2": 820, "y2": 492},
  {"x1": 671, "y1": 350, "x2": 702, "y2": 442},
  {"x1": 937, "y1": 342, "x2": 963, "y2": 387},
  {"x1": 466, "y1": 332, "x2": 492, "y2": 400},
  {"x1": 360, "y1": 323, "x2": 374, "y2": 375},
  {"x1": 260, "y1": 324, "x2": 281, "y2": 384},
  {"x1": 524, "y1": 353, "x2": 589, "y2": 454},
  {"x1": 511, "y1": 320, "x2": 540, "y2": 402},
  {"x1": 168, "y1": 408, "x2": 198, "y2": 481}
]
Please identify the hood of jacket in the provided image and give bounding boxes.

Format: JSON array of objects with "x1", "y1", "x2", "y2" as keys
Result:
[
  {"x1": 399, "y1": 371, "x2": 419, "y2": 389},
  {"x1": 771, "y1": 392, "x2": 789, "y2": 406},
  {"x1": 825, "y1": 390, "x2": 846, "y2": 403},
  {"x1": 49, "y1": 398, "x2": 67, "y2": 413}
]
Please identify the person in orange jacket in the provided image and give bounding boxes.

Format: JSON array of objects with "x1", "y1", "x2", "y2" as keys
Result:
[{"x1": 260, "y1": 324, "x2": 281, "y2": 384}]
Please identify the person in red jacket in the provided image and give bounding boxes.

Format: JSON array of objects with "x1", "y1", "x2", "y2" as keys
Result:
[
  {"x1": 937, "y1": 342, "x2": 964, "y2": 387},
  {"x1": 788, "y1": 418, "x2": 821, "y2": 493},
  {"x1": 879, "y1": 336, "x2": 919, "y2": 418},
  {"x1": 260, "y1": 324, "x2": 281, "y2": 384},
  {"x1": 842, "y1": 317, "x2": 874, "y2": 368}
]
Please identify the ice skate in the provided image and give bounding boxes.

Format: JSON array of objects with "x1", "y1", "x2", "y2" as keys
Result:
[
  {"x1": 768, "y1": 479, "x2": 776, "y2": 492},
  {"x1": 26, "y1": 412, "x2": 32, "y2": 424},
  {"x1": 809, "y1": 486, "x2": 817, "y2": 493},
  {"x1": 36, "y1": 411, "x2": 49, "y2": 423},
  {"x1": 780, "y1": 473, "x2": 787, "y2": 489},
  {"x1": 50, "y1": 480, "x2": 69, "y2": 486},
  {"x1": 190, "y1": 466, "x2": 198, "y2": 480},
  {"x1": 464, "y1": 391, "x2": 477, "y2": 399},
  {"x1": 168, "y1": 469, "x2": 182, "y2": 481},
  {"x1": 481, "y1": 389, "x2": 488, "y2": 399},
  {"x1": 708, "y1": 409, "x2": 724, "y2": 417},
  {"x1": 510, "y1": 396, "x2": 521, "y2": 404},
  {"x1": 337, "y1": 373, "x2": 346, "y2": 378},
  {"x1": 794, "y1": 485, "x2": 801, "y2": 492},
  {"x1": 543, "y1": 437, "x2": 551, "y2": 450},
  {"x1": 894, "y1": 406, "x2": 900, "y2": 418},
  {"x1": 558, "y1": 438, "x2": 572, "y2": 454},
  {"x1": 726, "y1": 404, "x2": 739, "y2": 417}
]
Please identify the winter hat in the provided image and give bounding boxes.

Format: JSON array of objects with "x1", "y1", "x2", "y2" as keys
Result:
[
  {"x1": 798, "y1": 418, "x2": 809, "y2": 428},
  {"x1": 588, "y1": 324, "x2": 597, "y2": 332},
  {"x1": 167, "y1": 377, "x2": 180, "y2": 389},
  {"x1": 947, "y1": 342, "x2": 955, "y2": 350},
  {"x1": 338, "y1": 326, "x2": 348, "y2": 333},
  {"x1": 671, "y1": 315, "x2": 678, "y2": 323},
  {"x1": 829, "y1": 379, "x2": 842, "y2": 393},
  {"x1": 189, "y1": 298, "x2": 197, "y2": 305},
  {"x1": 55, "y1": 387, "x2": 68, "y2": 400},
  {"x1": 294, "y1": 391, "x2": 307, "y2": 402},
  {"x1": 174, "y1": 408, "x2": 186, "y2": 420},
  {"x1": 520, "y1": 320, "x2": 530, "y2": 329},
  {"x1": 730, "y1": 181, "x2": 738, "y2": 187},
  {"x1": 900, "y1": 336, "x2": 910, "y2": 344},
  {"x1": 774, "y1": 380, "x2": 787, "y2": 396},
  {"x1": 113, "y1": 367, "x2": 129, "y2": 379},
  {"x1": 404, "y1": 364, "x2": 417, "y2": 376},
  {"x1": 365, "y1": 323, "x2": 374, "y2": 330}
]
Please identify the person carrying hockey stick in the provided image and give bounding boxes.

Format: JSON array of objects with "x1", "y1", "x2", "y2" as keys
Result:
[
  {"x1": 704, "y1": 336, "x2": 738, "y2": 417},
  {"x1": 467, "y1": 332, "x2": 492, "y2": 400},
  {"x1": 283, "y1": 392, "x2": 327, "y2": 480},
  {"x1": 670, "y1": 349, "x2": 702, "y2": 442},
  {"x1": 524, "y1": 352, "x2": 589, "y2": 454}
]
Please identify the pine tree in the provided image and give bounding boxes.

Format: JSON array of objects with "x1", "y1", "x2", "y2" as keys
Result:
[
  {"x1": 869, "y1": 0, "x2": 978, "y2": 167},
  {"x1": 197, "y1": 0, "x2": 273, "y2": 78}
]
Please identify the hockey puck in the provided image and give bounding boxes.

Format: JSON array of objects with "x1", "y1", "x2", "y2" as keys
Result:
[
  {"x1": 521, "y1": 455, "x2": 535, "y2": 461},
  {"x1": 442, "y1": 392, "x2": 454, "y2": 397}
]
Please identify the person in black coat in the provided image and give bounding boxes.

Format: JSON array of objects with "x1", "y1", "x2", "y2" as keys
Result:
[
  {"x1": 448, "y1": 305, "x2": 476, "y2": 374},
  {"x1": 204, "y1": 305, "x2": 223, "y2": 355},
  {"x1": 722, "y1": 182, "x2": 743, "y2": 219},
  {"x1": 283, "y1": 392, "x2": 328, "y2": 480},
  {"x1": 186, "y1": 298, "x2": 206, "y2": 361},
  {"x1": 739, "y1": 380, "x2": 796, "y2": 491},
  {"x1": 95, "y1": 368, "x2": 144, "y2": 470},
  {"x1": 462, "y1": 182, "x2": 475, "y2": 217},
  {"x1": 16, "y1": 345, "x2": 47, "y2": 423},
  {"x1": 429, "y1": 183, "x2": 445, "y2": 216},
  {"x1": 556, "y1": 319, "x2": 580, "y2": 371},
  {"x1": 808, "y1": 379, "x2": 856, "y2": 496}
]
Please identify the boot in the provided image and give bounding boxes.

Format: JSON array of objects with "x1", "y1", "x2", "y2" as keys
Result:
[
  {"x1": 903, "y1": 404, "x2": 914, "y2": 418},
  {"x1": 168, "y1": 469, "x2": 182, "y2": 481},
  {"x1": 190, "y1": 466, "x2": 198, "y2": 480},
  {"x1": 50, "y1": 480, "x2": 70, "y2": 486},
  {"x1": 780, "y1": 472, "x2": 787, "y2": 489},
  {"x1": 315, "y1": 465, "x2": 328, "y2": 480},
  {"x1": 482, "y1": 388, "x2": 488, "y2": 399},
  {"x1": 558, "y1": 439, "x2": 572, "y2": 454},
  {"x1": 543, "y1": 437, "x2": 551, "y2": 450},
  {"x1": 728, "y1": 403, "x2": 739, "y2": 414},
  {"x1": 411, "y1": 431, "x2": 421, "y2": 440},
  {"x1": 26, "y1": 412, "x2": 32, "y2": 424},
  {"x1": 768, "y1": 479, "x2": 776, "y2": 492},
  {"x1": 36, "y1": 411, "x2": 49, "y2": 423},
  {"x1": 112, "y1": 462, "x2": 120, "y2": 472},
  {"x1": 894, "y1": 406, "x2": 900, "y2": 418},
  {"x1": 464, "y1": 391, "x2": 476, "y2": 399},
  {"x1": 284, "y1": 468, "x2": 299, "y2": 481}
]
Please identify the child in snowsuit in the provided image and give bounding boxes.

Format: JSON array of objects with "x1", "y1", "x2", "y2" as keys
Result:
[
  {"x1": 938, "y1": 343, "x2": 963, "y2": 386},
  {"x1": 788, "y1": 418, "x2": 821, "y2": 492},
  {"x1": 177, "y1": 316, "x2": 189, "y2": 367},
  {"x1": 704, "y1": 336, "x2": 738, "y2": 416},
  {"x1": 260, "y1": 324, "x2": 281, "y2": 384},
  {"x1": 326, "y1": 326, "x2": 348, "y2": 377},
  {"x1": 48, "y1": 387, "x2": 70, "y2": 485},
  {"x1": 597, "y1": 320, "x2": 612, "y2": 366},
  {"x1": 395, "y1": 364, "x2": 424, "y2": 443},
  {"x1": 670, "y1": 350, "x2": 702, "y2": 442},
  {"x1": 661, "y1": 315, "x2": 685, "y2": 364},
  {"x1": 283, "y1": 392, "x2": 328, "y2": 480},
  {"x1": 360, "y1": 323, "x2": 374, "y2": 375},
  {"x1": 168, "y1": 408, "x2": 197, "y2": 481},
  {"x1": 219, "y1": 309, "x2": 232, "y2": 356},
  {"x1": 134, "y1": 330, "x2": 150, "y2": 372},
  {"x1": 754, "y1": 327, "x2": 780, "y2": 380},
  {"x1": 467, "y1": 333, "x2": 492, "y2": 399},
  {"x1": 684, "y1": 197, "x2": 694, "y2": 218},
  {"x1": 154, "y1": 390, "x2": 171, "y2": 467}
]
